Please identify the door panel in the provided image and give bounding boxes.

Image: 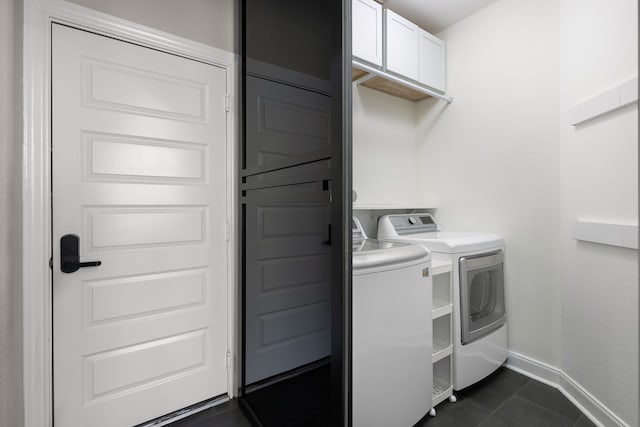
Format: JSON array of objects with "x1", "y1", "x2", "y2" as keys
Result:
[
  {"x1": 52, "y1": 24, "x2": 228, "y2": 427},
  {"x1": 85, "y1": 268, "x2": 206, "y2": 324},
  {"x1": 86, "y1": 134, "x2": 207, "y2": 183},
  {"x1": 244, "y1": 184, "x2": 331, "y2": 384},
  {"x1": 244, "y1": 75, "x2": 331, "y2": 171},
  {"x1": 83, "y1": 57, "x2": 209, "y2": 122}
]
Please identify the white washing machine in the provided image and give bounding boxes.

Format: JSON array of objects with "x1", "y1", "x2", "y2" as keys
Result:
[
  {"x1": 352, "y1": 217, "x2": 433, "y2": 427},
  {"x1": 378, "y1": 214, "x2": 507, "y2": 391}
]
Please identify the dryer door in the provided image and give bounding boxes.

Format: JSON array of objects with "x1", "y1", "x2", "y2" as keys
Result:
[{"x1": 459, "y1": 251, "x2": 505, "y2": 345}]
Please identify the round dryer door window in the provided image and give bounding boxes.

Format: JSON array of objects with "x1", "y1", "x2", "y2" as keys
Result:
[{"x1": 459, "y1": 251, "x2": 506, "y2": 345}]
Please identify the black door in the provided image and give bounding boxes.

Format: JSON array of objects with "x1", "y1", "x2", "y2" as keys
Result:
[{"x1": 240, "y1": 1, "x2": 351, "y2": 426}]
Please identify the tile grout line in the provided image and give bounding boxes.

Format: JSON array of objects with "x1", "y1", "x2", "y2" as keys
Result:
[
  {"x1": 513, "y1": 394, "x2": 580, "y2": 425},
  {"x1": 476, "y1": 377, "x2": 533, "y2": 426},
  {"x1": 515, "y1": 381, "x2": 585, "y2": 424},
  {"x1": 462, "y1": 397, "x2": 494, "y2": 426},
  {"x1": 573, "y1": 415, "x2": 594, "y2": 427},
  {"x1": 457, "y1": 376, "x2": 533, "y2": 427}
]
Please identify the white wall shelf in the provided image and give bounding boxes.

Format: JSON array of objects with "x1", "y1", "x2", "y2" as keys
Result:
[
  {"x1": 573, "y1": 220, "x2": 638, "y2": 249},
  {"x1": 570, "y1": 76, "x2": 638, "y2": 125}
]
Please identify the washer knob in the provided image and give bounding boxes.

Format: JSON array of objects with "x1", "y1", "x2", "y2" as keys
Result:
[{"x1": 408, "y1": 216, "x2": 417, "y2": 225}]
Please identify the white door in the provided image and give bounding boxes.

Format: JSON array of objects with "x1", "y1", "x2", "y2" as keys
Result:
[{"x1": 52, "y1": 24, "x2": 229, "y2": 427}]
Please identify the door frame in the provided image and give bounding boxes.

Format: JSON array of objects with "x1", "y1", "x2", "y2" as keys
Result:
[{"x1": 22, "y1": 1, "x2": 237, "y2": 425}]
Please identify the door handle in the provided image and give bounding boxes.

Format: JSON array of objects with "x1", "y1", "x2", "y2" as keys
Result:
[
  {"x1": 322, "y1": 224, "x2": 332, "y2": 246},
  {"x1": 60, "y1": 234, "x2": 102, "y2": 273}
]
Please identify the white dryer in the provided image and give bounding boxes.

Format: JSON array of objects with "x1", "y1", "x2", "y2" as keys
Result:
[
  {"x1": 378, "y1": 214, "x2": 507, "y2": 391},
  {"x1": 352, "y1": 218, "x2": 433, "y2": 427}
]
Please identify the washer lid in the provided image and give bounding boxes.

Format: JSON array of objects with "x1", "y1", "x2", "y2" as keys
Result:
[
  {"x1": 353, "y1": 239, "x2": 430, "y2": 270},
  {"x1": 390, "y1": 232, "x2": 504, "y2": 253}
]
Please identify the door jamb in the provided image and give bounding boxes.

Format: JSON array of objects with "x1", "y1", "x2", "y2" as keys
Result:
[{"x1": 22, "y1": 1, "x2": 238, "y2": 425}]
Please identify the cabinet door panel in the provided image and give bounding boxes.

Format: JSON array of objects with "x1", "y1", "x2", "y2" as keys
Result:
[
  {"x1": 419, "y1": 30, "x2": 446, "y2": 92},
  {"x1": 352, "y1": 0, "x2": 383, "y2": 66},
  {"x1": 385, "y1": 9, "x2": 419, "y2": 81}
]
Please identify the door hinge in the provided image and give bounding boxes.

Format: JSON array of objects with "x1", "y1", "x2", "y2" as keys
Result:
[
  {"x1": 226, "y1": 223, "x2": 230, "y2": 241},
  {"x1": 49, "y1": 257, "x2": 53, "y2": 269},
  {"x1": 225, "y1": 94, "x2": 230, "y2": 112},
  {"x1": 226, "y1": 351, "x2": 232, "y2": 372}
]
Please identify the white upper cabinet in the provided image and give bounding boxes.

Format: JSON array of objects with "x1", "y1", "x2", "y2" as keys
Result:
[
  {"x1": 385, "y1": 9, "x2": 420, "y2": 81},
  {"x1": 352, "y1": 4, "x2": 449, "y2": 102},
  {"x1": 352, "y1": 0, "x2": 383, "y2": 67},
  {"x1": 419, "y1": 29, "x2": 446, "y2": 92}
]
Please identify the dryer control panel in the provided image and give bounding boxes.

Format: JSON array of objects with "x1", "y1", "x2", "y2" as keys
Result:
[{"x1": 380, "y1": 213, "x2": 441, "y2": 236}]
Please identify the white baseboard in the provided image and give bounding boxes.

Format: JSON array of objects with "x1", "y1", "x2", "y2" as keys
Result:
[{"x1": 506, "y1": 351, "x2": 630, "y2": 427}]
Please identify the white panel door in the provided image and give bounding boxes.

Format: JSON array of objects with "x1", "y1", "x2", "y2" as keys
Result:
[
  {"x1": 352, "y1": 0, "x2": 383, "y2": 66},
  {"x1": 419, "y1": 29, "x2": 446, "y2": 92},
  {"x1": 52, "y1": 24, "x2": 228, "y2": 427},
  {"x1": 385, "y1": 9, "x2": 420, "y2": 81}
]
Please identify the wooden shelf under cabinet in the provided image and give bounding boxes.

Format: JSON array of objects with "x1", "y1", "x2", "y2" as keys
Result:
[
  {"x1": 352, "y1": 66, "x2": 368, "y2": 81},
  {"x1": 351, "y1": 66, "x2": 431, "y2": 101}
]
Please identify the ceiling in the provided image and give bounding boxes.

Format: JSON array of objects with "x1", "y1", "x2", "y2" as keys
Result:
[{"x1": 380, "y1": 0, "x2": 500, "y2": 34}]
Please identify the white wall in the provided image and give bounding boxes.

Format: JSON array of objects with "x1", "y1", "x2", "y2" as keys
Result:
[
  {"x1": 66, "y1": 0, "x2": 236, "y2": 52},
  {"x1": 352, "y1": 84, "x2": 418, "y2": 207},
  {"x1": 415, "y1": 0, "x2": 563, "y2": 367},
  {"x1": 558, "y1": 0, "x2": 638, "y2": 425},
  {"x1": 0, "y1": 0, "x2": 23, "y2": 425},
  {"x1": 407, "y1": 0, "x2": 638, "y2": 424}
]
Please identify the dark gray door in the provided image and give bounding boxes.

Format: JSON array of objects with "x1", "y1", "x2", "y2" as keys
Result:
[
  {"x1": 241, "y1": 0, "x2": 349, "y2": 424},
  {"x1": 243, "y1": 73, "x2": 333, "y2": 384},
  {"x1": 244, "y1": 181, "x2": 331, "y2": 383}
]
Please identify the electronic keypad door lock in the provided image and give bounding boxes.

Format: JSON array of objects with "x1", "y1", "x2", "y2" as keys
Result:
[{"x1": 60, "y1": 234, "x2": 102, "y2": 273}]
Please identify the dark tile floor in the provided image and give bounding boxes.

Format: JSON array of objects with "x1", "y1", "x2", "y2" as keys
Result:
[
  {"x1": 168, "y1": 399, "x2": 251, "y2": 427},
  {"x1": 417, "y1": 367, "x2": 595, "y2": 427},
  {"x1": 242, "y1": 365, "x2": 330, "y2": 426},
  {"x1": 170, "y1": 367, "x2": 596, "y2": 427}
]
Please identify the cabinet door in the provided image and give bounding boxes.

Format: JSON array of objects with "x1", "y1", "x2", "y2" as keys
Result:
[
  {"x1": 385, "y1": 9, "x2": 419, "y2": 81},
  {"x1": 352, "y1": 0, "x2": 382, "y2": 66},
  {"x1": 419, "y1": 29, "x2": 446, "y2": 92}
]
